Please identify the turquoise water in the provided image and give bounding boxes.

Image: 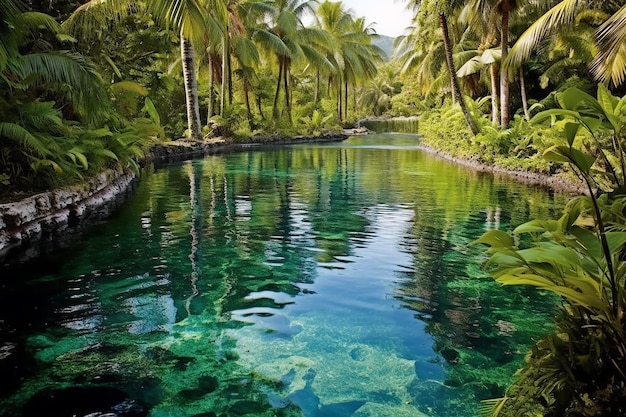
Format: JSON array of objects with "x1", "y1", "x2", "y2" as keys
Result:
[{"x1": 0, "y1": 134, "x2": 567, "y2": 417}]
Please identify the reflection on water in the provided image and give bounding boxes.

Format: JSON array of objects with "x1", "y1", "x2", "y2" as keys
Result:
[{"x1": 0, "y1": 134, "x2": 567, "y2": 417}]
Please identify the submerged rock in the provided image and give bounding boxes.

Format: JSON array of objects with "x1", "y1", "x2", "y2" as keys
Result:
[{"x1": 22, "y1": 386, "x2": 148, "y2": 417}]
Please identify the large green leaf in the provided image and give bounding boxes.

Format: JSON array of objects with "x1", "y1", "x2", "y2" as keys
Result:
[
  {"x1": 597, "y1": 83, "x2": 620, "y2": 131},
  {"x1": 474, "y1": 230, "x2": 513, "y2": 248},
  {"x1": 543, "y1": 146, "x2": 596, "y2": 174},
  {"x1": 514, "y1": 219, "x2": 556, "y2": 234},
  {"x1": 570, "y1": 226, "x2": 602, "y2": 259},
  {"x1": 605, "y1": 232, "x2": 626, "y2": 256},
  {"x1": 558, "y1": 87, "x2": 602, "y2": 114},
  {"x1": 496, "y1": 273, "x2": 606, "y2": 310},
  {"x1": 530, "y1": 108, "x2": 582, "y2": 124},
  {"x1": 563, "y1": 122, "x2": 580, "y2": 147}
]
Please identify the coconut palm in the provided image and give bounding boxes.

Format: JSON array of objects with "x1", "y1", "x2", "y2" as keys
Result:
[
  {"x1": 340, "y1": 16, "x2": 385, "y2": 121},
  {"x1": 494, "y1": 0, "x2": 517, "y2": 127},
  {"x1": 64, "y1": 0, "x2": 227, "y2": 140},
  {"x1": 264, "y1": 0, "x2": 326, "y2": 122},
  {"x1": 150, "y1": 0, "x2": 228, "y2": 139},
  {"x1": 313, "y1": 2, "x2": 383, "y2": 121},
  {"x1": 460, "y1": 0, "x2": 502, "y2": 123},
  {"x1": 505, "y1": 1, "x2": 626, "y2": 87},
  {"x1": 439, "y1": 12, "x2": 480, "y2": 135}
]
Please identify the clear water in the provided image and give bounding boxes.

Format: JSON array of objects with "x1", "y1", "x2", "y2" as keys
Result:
[{"x1": 0, "y1": 134, "x2": 567, "y2": 417}]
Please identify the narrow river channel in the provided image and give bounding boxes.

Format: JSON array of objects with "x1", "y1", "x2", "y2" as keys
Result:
[{"x1": 0, "y1": 134, "x2": 568, "y2": 417}]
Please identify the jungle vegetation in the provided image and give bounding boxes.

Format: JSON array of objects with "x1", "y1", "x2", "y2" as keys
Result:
[{"x1": 3, "y1": 0, "x2": 626, "y2": 415}]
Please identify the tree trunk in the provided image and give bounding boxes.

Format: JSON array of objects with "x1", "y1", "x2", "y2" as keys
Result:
[
  {"x1": 283, "y1": 60, "x2": 291, "y2": 123},
  {"x1": 256, "y1": 95, "x2": 265, "y2": 120},
  {"x1": 500, "y1": 10, "x2": 510, "y2": 127},
  {"x1": 220, "y1": 34, "x2": 227, "y2": 116},
  {"x1": 243, "y1": 77, "x2": 254, "y2": 131},
  {"x1": 314, "y1": 69, "x2": 320, "y2": 107},
  {"x1": 352, "y1": 81, "x2": 357, "y2": 116},
  {"x1": 520, "y1": 67, "x2": 530, "y2": 121},
  {"x1": 180, "y1": 35, "x2": 202, "y2": 140},
  {"x1": 273, "y1": 58, "x2": 283, "y2": 118},
  {"x1": 439, "y1": 13, "x2": 479, "y2": 136},
  {"x1": 208, "y1": 51, "x2": 215, "y2": 121},
  {"x1": 226, "y1": 34, "x2": 233, "y2": 106},
  {"x1": 344, "y1": 74, "x2": 348, "y2": 121},
  {"x1": 490, "y1": 63, "x2": 499, "y2": 124},
  {"x1": 337, "y1": 77, "x2": 342, "y2": 121}
]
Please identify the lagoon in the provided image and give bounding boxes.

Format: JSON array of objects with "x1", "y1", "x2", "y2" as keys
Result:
[{"x1": 0, "y1": 134, "x2": 567, "y2": 417}]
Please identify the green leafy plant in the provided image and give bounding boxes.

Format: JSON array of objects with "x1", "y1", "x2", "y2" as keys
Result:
[{"x1": 476, "y1": 84, "x2": 626, "y2": 416}]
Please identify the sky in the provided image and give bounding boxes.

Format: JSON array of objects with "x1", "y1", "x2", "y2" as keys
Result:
[{"x1": 339, "y1": 0, "x2": 413, "y2": 38}]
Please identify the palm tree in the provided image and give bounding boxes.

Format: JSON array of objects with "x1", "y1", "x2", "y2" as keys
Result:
[
  {"x1": 340, "y1": 16, "x2": 384, "y2": 121},
  {"x1": 494, "y1": 0, "x2": 517, "y2": 127},
  {"x1": 150, "y1": 0, "x2": 228, "y2": 140},
  {"x1": 460, "y1": 0, "x2": 501, "y2": 123},
  {"x1": 439, "y1": 12, "x2": 480, "y2": 135},
  {"x1": 505, "y1": 1, "x2": 626, "y2": 88},
  {"x1": 359, "y1": 65, "x2": 399, "y2": 116},
  {"x1": 64, "y1": 0, "x2": 227, "y2": 140},
  {"x1": 265, "y1": 0, "x2": 323, "y2": 122}
]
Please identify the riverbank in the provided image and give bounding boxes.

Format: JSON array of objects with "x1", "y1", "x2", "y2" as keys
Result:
[
  {"x1": 0, "y1": 132, "x2": 357, "y2": 265},
  {"x1": 0, "y1": 126, "x2": 586, "y2": 266},
  {"x1": 415, "y1": 143, "x2": 587, "y2": 196}
]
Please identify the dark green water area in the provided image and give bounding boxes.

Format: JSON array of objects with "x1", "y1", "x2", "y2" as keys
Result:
[{"x1": 0, "y1": 134, "x2": 568, "y2": 417}]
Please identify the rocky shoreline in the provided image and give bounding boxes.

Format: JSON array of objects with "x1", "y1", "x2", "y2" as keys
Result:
[
  {"x1": 416, "y1": 143, "x2": 587, "y2": 196},
  {"x1": 0, "y1": 133, "x2": 354, "y2": 266},
  {"x1": 0, "y1": 129, "x2": 586, "y2": 266}
]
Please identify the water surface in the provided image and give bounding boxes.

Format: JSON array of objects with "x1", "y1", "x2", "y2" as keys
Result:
[{"x1": 0, "y1": 134, "x2": 567, "y2": 417}]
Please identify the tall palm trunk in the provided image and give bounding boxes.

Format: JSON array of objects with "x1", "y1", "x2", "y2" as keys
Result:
[
  {"x1": 439, "y1": 13, "x2": 479, "y2": 136},
  {"x1": 227, "y1": 38, "x2": 233, "y2": 106},
  {"x1": 273, "y1": 57, "x2": 284, "y2": 118},
  {"x1": 314, "y1": 69, "x2": 320, "y2": 107},
  {"x1": 283, "y1": 59, "x2": 291, "y2": 123},
  {"x1": 208, "y1": 52, "x2": 215, "y2": 121},
  {"x1": 220, "y1": 30, "x2": 228, "y2": 116},
  {"x1": 337, "y1": 77, "x2": 342, "y2": 121},
  {"x1": 243, "y1": 77, "x2": 254, "y2": 131},
  {"x1": 520, "y1": 67, "x2": 530, "y2": 121},
  {"x1": 256, "y1": 94, "x2": 265, "y2": 120},
  {"x1": 498, "y1": 1, "x2": 515, "y2": 127},
  {"x1": 181, "y1": 35, "x2": 202, "y2": 140},
  {"x1": 343, "y1": 75, "x2": 348, "y2": 121},
  {"x1": 490, "y1": 63, "x2": 499, "y2": 124}
]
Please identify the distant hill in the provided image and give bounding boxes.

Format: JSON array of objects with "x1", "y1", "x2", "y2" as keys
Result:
[{"x1": 373, "y1": 35, "x2": 394, "y2": 61}]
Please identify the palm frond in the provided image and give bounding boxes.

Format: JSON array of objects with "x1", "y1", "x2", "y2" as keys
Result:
[
  {"x1": 0, "y1": 122, "x2": 52, "y2": 156},
  {"x1": 591, "y1": 4, "x2": 626, "y2": 87},
  {"x1": 0, "y1": 0, "x2": 23, "y2": 71},
  {"x1": 232, "y1": 36, "x2": 260, "y2": 68},
  {"x1": 477, "y1": 397, "x2": 508, "y2": 417},
  {"x1": 11, "y1": 51, "x2": 105, "y2": 124},
  {"x1": 505, "y1": 0, "x2": 581, "y2": 70},
  {"x1": 62, "y1": 0, "x2": 136, "y2": 44},
  {"x1": 20, "y1": 11, "x2": 62, "y2": 34},
  {"x1": 252, "y1": 30, "x2": 289, "y2": 56},
  {"x1": 457, "y1": 56, "x2": 484, "y2": 77}
]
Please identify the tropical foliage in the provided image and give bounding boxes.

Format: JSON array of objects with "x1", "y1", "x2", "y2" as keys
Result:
[
  {"x1": 394, "y1": 3, "x2": 626, "y2": 414},
  {"x1": 1, "y1": 0, "x2": 386, "y2": 193},
  {"x1": 5, "y1": 0, "x2": 626, "y2": 413},
  {"x1": 0, "y1": 1, "x2": 161, "y2": 192},
  {"x1": 476, "y1": 84, "x2": 626, "y2": 416}
]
